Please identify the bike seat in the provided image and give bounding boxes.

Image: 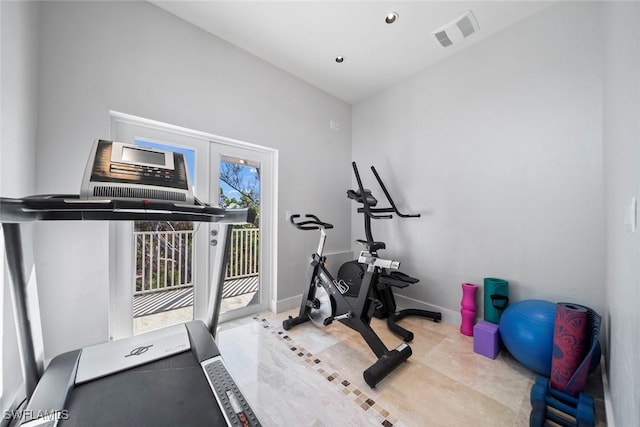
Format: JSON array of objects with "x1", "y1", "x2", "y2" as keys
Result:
[{"x1": 356, "y1": 239, "x2": 386, "y2": 252}]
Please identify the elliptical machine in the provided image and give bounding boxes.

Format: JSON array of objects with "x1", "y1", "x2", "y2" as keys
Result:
[
  {"x1": 338, "y1": 162, "x2": 441, "y2": 342},
  {"x1": 283, "y1": 214, "x2": 412, "y2": 388}
]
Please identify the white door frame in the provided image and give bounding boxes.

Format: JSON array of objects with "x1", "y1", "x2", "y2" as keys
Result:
[
  {"x1": 108, "y1": 111, "x2": 278, "y2": 339},
  {"x1": 214, "y1": 144, "x2": 274, "y2": 324}
]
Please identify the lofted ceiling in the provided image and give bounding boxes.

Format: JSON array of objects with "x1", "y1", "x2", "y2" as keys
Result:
[{"x1": 151, "y1": 1, "x2": 555, "y2": 104}]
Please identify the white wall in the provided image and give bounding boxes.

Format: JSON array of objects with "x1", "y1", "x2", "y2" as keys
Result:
[
  {"x1": 353, "y1": 1, "x2": 640, "y2": 424},
  {"x1": 4, "y1": 1, "x2": 638, "y2": 424},
  {"x1": 34, "y1": 1, "x2": 352, "y2": 358},
  {"x1": 0, "y1": 1, "x2": 39, "y2": 198},
  {"x1": 0, "y1": 0, "x2": 40, "y2": 411},
  {"x1": 352, "y1": 2, "x2": 605, "y2": 321},
  {"x1": 602, "y1": 2, "x2": 640, "y2": 426}
]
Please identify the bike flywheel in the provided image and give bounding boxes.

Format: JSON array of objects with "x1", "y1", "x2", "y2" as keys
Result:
[{"x1": 308, "y1": 283, "x2": 333, "y2": 327}]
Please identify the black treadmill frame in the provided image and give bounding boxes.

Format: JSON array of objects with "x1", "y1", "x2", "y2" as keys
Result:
[{"x1": 0, "y1": 194, "x2": 257, "y2": 425}]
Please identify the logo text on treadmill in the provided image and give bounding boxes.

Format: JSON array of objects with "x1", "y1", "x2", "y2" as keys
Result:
[{"x1": 125, "y1": 344, "x2": 154, "y2": 357}]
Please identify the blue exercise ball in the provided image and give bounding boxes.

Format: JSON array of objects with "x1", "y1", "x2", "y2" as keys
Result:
[{"x1": 499, "y1": 299, "x2": 556, "y2": 376}]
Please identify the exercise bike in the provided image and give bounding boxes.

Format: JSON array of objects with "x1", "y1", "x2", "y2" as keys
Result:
[
  {"x1": 338, "y1": 162, "x2": 441, "y2": 342},
  {"x1": 283, "y1": 214, "x2": 412, "y2": 388}
]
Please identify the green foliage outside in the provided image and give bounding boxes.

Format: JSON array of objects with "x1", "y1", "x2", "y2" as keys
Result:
[
  {"x1": 219, "y1": 161, "x2": 260, "y2": 277},
  {"x1": 218, "y1": 161, "x2": 260, "y2": 228}
]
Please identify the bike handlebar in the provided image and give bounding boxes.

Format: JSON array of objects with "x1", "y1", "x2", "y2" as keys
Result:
[{"x1": 289, "y1": 214, "x2": 334, "y2": 230}]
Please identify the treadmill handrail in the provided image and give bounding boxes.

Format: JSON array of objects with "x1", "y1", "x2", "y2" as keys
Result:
[{"x1": 0, "y1": 194, "x2": 256, "y2": 224}]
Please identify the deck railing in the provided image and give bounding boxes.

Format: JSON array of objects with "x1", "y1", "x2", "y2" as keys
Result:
[
  {"x1": 226, "y1": 227, "x2": 260, "y2": 280},
  {"x1": 134, "y1": 227, "x2": 259, "y2": 295}
]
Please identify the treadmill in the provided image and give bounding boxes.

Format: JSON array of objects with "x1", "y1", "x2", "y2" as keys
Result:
[{"x1": 1, "y1": 140, "x2": 262, "y2": 426}]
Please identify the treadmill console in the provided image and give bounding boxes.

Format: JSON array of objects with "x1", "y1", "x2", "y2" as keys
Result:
[{"x1": 80, "y1": 139, "x2": 194, "y2": 203}]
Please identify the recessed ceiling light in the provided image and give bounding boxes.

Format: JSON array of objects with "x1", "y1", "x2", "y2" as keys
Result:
[
  {"x1": 335, "y1": 56, "x2": 345, "y2": 63},
  {"x1": 385, "y1": 12, "x2": 399, "y2": 24}
]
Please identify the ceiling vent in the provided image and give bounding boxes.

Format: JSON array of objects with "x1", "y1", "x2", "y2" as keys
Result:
[{"x1": 432, "y1": 10, "x2": 479, "y2": 48}]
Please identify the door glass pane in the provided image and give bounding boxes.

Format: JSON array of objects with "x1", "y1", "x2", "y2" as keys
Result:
[
  {"x1": 218, "y1": 156, "x2": 261, "y2": 315},
  {"x1": 132, "y1": 139, "x2": 196, "y2": 335}
]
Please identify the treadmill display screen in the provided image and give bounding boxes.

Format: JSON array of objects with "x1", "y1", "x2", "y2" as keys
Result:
[
  {"x1": 121, "y1": 146, "x2": 166, "y2": 166},
  {"x1": 84, "y1": 140, "x2": 191, "y2": 194}
]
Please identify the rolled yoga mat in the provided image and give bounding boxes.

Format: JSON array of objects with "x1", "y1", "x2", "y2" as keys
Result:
[
  {"x1": 483, "y1": 278, "x2": 509, "y2": 324},
  {"x1": 550, "y1": 302, "x2": 588, "y2": 392}
]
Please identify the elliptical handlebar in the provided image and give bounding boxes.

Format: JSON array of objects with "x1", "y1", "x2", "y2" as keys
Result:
[
  {"x1": 350, "y1": 161, "x2": 420, "y2": 245},
  {"x1": 351, "y1": 162, "x2": 420, "y2": 220},
  {"x1": 289, "y1": 214, "x2": 334, "y2": 230},
  {"x1": 370, "y1": 166, "x2": 421, "y2": 219}
]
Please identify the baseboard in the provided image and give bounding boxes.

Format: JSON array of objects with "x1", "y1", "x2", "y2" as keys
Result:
[
  {"x1": 272, "y1": 294, "x2": 301, "y2": 313},
  {"x1": 600, "y1": 355, "x2": 615, "y2": 427}
]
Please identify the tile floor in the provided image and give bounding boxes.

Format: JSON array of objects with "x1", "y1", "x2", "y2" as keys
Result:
[{"x1": 217, "y1": 309, "x2": 607, "y2": 427}]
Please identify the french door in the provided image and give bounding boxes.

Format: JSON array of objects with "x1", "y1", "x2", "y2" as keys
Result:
[
  {"x1": 214, "y1": 145, "x2": 272, "y2": 325},
  {"x1": 108, "y1": 112, "x2": 274, "y2": 339}
]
